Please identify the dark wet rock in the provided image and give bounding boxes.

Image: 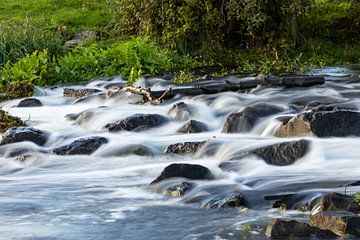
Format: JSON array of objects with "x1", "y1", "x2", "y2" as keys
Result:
[
  {"x1": 17, "y1": 98, "x2": 42, "y2": 107},
  {"x1": 266, "y1": 218, "x2": 337, "y2": 238},
  {"x1": 203, "y1": 193, "x2": 245, "y2": 208},
  {"x1": 168, "y1": 102, "x2": 193, "y2": 121},
  {"x1": 104, "y1": 114, "x2": 169, "y2": 132},
  {"x1": 165, "y1": 141, "x2": 206, "y2": 154},
  {"x1": 150, "y1": 163, "x2": 212, "y2": 184},
  {"x1": 176, "y1": 120, "x2": 208, "y2": 134},
  {"x1": 276, "y1": 110, "x2": 360, "y2": 137},
  {"x1": 162, "y1": 182, "x2": 193, "y2": 197},
  {"x1": 63, "y1": 88, "x2": 101, "y2": 98},
  {"x1": 53, "y1": 136, "x2": 108, "y2": 155},
  {"x1": 310, "y1": 192, "x2": 359, "y2": 214},
  {"x1": 252, "y1": 139, "x2": 310, "y2": 166},
  {"x1": 305, "y1": 101, "x2": 357, "y2": 112},
  {"x1": 222, "y1": 103, "x2": 286, "y2": 133},
  {"x1": 1, "y1": 127, "x2": 47, "y2": 146},
  {"x1": 310, "y1": 211, "x2": 360, "y2": 237}
]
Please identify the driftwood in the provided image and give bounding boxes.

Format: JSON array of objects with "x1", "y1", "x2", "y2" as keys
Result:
[
  {"x1": 107, "y1": 76, "x2": 325, "y2": 104},
  {"x1": 108, "y1": 86, "x2": 172, "y2": 104}
]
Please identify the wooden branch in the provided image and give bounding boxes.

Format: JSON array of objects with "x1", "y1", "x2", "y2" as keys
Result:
[{"x1": 108, "y1": 86, "x2": 170, "y2": 105}]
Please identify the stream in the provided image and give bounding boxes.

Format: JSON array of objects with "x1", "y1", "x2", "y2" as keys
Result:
[{"x1": 1, "y1": 67, "x2": 360, "y2": 239}]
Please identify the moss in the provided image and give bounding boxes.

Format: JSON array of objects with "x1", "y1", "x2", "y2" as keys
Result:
[{"x1": 0, "y1": 110, "x2": 25, "y2": 133}]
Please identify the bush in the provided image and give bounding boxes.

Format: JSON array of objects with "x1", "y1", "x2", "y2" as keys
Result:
[{"x1": 110, "y1": 0, "x2": 313, "y2": 52}]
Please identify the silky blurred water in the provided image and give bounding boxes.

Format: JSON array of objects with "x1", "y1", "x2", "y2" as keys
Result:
[{"x1": 1, "y1": 67, "x2": 360, "y2": 239}]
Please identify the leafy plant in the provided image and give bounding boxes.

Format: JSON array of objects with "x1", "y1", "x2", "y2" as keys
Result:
[{"x1": 0, "y1": 49, "x2": 56, "y2": 87}]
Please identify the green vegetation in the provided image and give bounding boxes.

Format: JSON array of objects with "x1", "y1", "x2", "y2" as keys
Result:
[
  {"x1": 0, "y1": 0, "x2": 360, "y2": 98},
  {"x1": 0, "y1": 110, "x2": 25, "y2": 132}
]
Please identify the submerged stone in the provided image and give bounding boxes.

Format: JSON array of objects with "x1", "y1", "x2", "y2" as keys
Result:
[
  {"x1": 176, "y1": 120, "x2": 208, "y2": 134},
  {"x1": 53, "y1": 136, "x2": 108, "y2": 155},
  {"x1": 162, "y1": 182, "x2": 193, "y2": 197}
]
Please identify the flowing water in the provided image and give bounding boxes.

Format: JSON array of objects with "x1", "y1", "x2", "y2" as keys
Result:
[{"x1": 1, "y1": 67, "x2": 360, "y2": 239}]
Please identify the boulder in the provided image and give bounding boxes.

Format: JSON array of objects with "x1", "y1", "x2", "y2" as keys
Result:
[
  {"x1": 53, "y1": 136, "x2": 108, "y2": 155},
  {"x1": 176, "y1": 120, "x2": 208, "y2": 134},
  {"x1": 276, "y1": 110, "x2": 360, "y2": 137},
  {"x1": 151, "y1": 163, "x2": 212, "y2": 184},
  {"x1": 275, "y1": 115, "x2": 313, "y2": 137},
  {"x1": 252, "y1": 139, "x2": 310, "y2": 166},
  {"x1": 203, "y1": 193, "x2": 245, "y2": 208},
  {"x1": 310, "y1": 211, "x2": 360, "y2": 237},
  {"x1": 162, "y1": 182, "x2": 193, "y2": 197},
  {"x1": 310, "y1": 192, "x2": 359, "y2": 215},
  {"x1": 17, "y1": 98, "x2": 42, "y2": 107},
  {"x1": 104, "y1": 114, "x2": 169, "y2": 132},
  {"x1": 266, "y1": 218, "x2": 337, "y2": 238},
  {"x1": 1, "y1": 127, "x2": 47, "y2": 146},
  {"x1": 168, "y1": 102, "x2": 193, "y2": 121},
  {"x1": 222, "y1": 103, "x2": 285, "y2": 133},
  {"x1": 165, "y1": 141, "x2": 206, "y2": 154}
]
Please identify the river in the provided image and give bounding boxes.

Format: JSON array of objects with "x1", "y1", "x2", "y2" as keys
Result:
[{"x1": 0, "y1": 67, "x2": 360, "y2": 239}]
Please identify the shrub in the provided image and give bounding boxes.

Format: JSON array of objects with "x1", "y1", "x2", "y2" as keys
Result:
[{"x1": 0, "y1": 49, "x2": 56, "y2": 88}]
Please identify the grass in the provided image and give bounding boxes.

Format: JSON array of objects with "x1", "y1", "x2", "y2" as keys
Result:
[{"x1": 0, "y1": 0, "x2": 112, "y2": 32}]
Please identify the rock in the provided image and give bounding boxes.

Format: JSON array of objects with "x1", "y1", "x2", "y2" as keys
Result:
[
  {"x1": 53, "y1": 136, "x2": 108, "y2": 155},
  {"x1": 165, "y1": 141, "x2": 206, "y2": 154},
  {"x1": 17, "y1": 98, "x2": 42, "y2": 107},
  {"x1": 310, "y1": 211, "x2": 360, "y2": 237},
  {"x1": 275, "y1": 115, "x2": 313, "y2": 137},
  {"x1": 104, "y1": 114, "x2": 169, "y2": 132},
  {"x1": 168, "y1": 102, "x2": 193, "y2": 121},
  {"x1": 266, "y1": 218, "x2": 337, "y2": 238},
  {"x1": 151, "y1": 163, "x2": 212, "y2": 184},
  {"x1": 222, "y1": 103, "x2": 285, "y2": 133},
  {"x1": 1, "y1": 127, "x2": 47, "y2": 146},
  {"x1": 310, "y1": 192, "x2": 359, "y2": 215},
  {"x1": 276, "y1": 110, "x2": 360, "y2": 137},
  {"x1": 162, "y1": 182, "x2": 193, "y2": 197},
  {"x1": 252, "y1": 139, "x2": 310, "y2": 166},
  {"x1": 63, "y1": 88, "x2": 101, "y2": 98},
  {"x1": 176, "y1": 120, "x2": 208, "y2": 134},
  {"x1": 64, "y1": 30, "x2": 99, "y2": 49},
  {"x1": 203, "y1": 193, "x2": 245, "y2": 208}
]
